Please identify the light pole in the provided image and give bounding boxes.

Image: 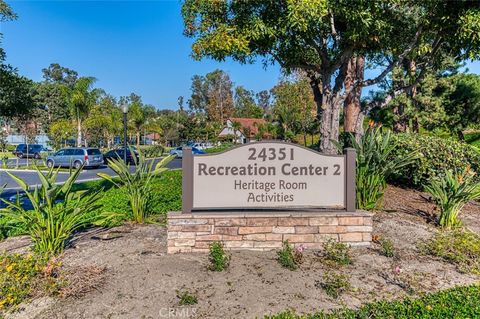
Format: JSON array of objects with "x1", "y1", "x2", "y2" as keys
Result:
[{"x1": 122, "y1": 103, "x2": 128, "y2": 163}]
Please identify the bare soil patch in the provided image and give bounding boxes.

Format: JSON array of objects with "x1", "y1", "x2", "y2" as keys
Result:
[{"x1": 2, "y1": 185, "x2": 479, "y2": 319}]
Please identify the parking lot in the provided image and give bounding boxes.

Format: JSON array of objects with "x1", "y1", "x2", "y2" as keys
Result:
[{"x1": 0, "y1": 157, "x2": 182, "y2": 191}]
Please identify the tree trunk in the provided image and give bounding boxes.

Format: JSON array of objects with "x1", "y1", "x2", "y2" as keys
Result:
[
  {"x1": 318, "y1": 97, "x2": 341, "y2": 154},
  {"x1": 393, "y1": 104, "x2": 408, "y2": 132},
  {"x1": 76, "y1": 107, "x2": 82, "y2": 147},
  {"x1": 409, "y1": 60, "x2": 419, "y2": 133},
  {"x1": 308, "y1": 78, "x2": 337, "y2": 154},
  {"x1": 344, "y1": 56, "x2": 365, "y2": 143},
  {"x1": 136, "y1": 131, "x2": 140, "y2": 147}
]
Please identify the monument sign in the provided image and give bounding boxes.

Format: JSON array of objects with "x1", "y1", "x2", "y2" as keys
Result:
[{"x1": 182, "y1": 142, "x2": 356, "y2": 213}]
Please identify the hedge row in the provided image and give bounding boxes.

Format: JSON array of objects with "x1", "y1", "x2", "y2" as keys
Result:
[
  {"x1": 390, "y1": 133, "x2": 480, "y2": 188},
  {"x1": 267, "y1": 284, "x2": 480, "y2": 319}
]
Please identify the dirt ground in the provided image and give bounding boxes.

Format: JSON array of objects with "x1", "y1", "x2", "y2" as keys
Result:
[{"x1": 2, "y1": 185, "x2": 480, "y2": 319}]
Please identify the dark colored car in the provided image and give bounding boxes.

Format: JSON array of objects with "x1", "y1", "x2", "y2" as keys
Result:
[
  {"x1": 104, "y1": 149, "x2": 139, "y2": 165},
  {"x1": 12, "y1": 144, "x2": 44, "y2": 159}
]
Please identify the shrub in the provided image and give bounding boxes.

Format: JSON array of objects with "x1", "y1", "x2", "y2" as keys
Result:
[
  {"x1": 316, "y1": 271, "x2": 351, "y2": 299},
  {"x1": 204, "y1": 143, "x2": 233, "y2": 154},
  {"x1": 420, "y1": 229, "x2": 480, "y2": 275},
  {"x1": 139, "y1": 145, "x2": 165, "y2": 158},
  {"x1": 98, "y1": 152, "x2": 174, "y2": 224},
  {"x1": 0, "y1": 253, "x2": 62, "y2": 311},
  {"x1": 322, "y1": 239, "x2": 352, "y2": 266},
  {"x1": 390, "y1": 133, "x2": 480, "y2": 188},
  {"x1": 208, "y1": 241, "x2": 230, "y2": 271},
  {"x1": 378, "y1": 236, "x2": 395, "y2": 258},
  {"x1": 277, "y1": 240, "x2": 303, "y2": 270},
  {"x1": 176, "y1": 289, "x2": 198, "y2": 305},
  {"x1": 344, "y1": 128, "x2": 418, "y2": 210},
  {"x1": 0, "y1": 168, "x2": 101, "y2": 255},
  {"x1": 266, "y1": 284, "x2": 480, "y2": 318},
  {"x1": 425, "y1": 168, "x2": 480, "y2": 228}
]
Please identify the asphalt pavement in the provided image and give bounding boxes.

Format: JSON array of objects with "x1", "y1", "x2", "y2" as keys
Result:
[{"x1": 0, "y1": 158, "x2": 182, "y2": 200}]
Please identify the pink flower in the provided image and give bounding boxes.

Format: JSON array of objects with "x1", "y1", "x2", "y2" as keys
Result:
[
  {"x1": 296, "y1": 244, "x2": 306, "y2": 253},
  {"x1": 393, "y1": 266, "x2": 402, "y2": 275}
]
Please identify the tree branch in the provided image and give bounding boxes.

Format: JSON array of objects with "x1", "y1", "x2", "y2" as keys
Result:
[{"x1": 361, "y1": 26, "x2": 423, "y2": 87}]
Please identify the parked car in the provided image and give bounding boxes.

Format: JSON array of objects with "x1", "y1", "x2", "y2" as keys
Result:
[
  {"x1": 187, "y1": 142, "x2": 212, "y2": 150},
  {"x1": 169, "y1": 147, "x2": 205, "y2": 158},
  {"x1": 46, "y1": 148, "x2": 104, "y2": 169},
  {"x1": 12, "y1": 144, "x2": 46, "y2": 159},
  {"x1": 104, "y1": 148, "x2": 139, "y2": 165}
]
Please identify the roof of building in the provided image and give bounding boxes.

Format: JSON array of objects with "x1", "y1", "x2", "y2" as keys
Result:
[{"x1": 228, "y1": 117, "x2": 266, "y2": 137}]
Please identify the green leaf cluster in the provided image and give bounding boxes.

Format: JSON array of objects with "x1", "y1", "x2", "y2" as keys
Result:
[
  {"x1": 390, "y1": 133, "x2": 480, "y2": 188},
  {"x1": 0, "y1": 168, "x2": 101, "y2": 255},
  {"x1": 97, "y1": 151, "x2": 174, "y2": 224},
  {"x1": 425, "y1": 168, "x2": 480, "y2": 228}
]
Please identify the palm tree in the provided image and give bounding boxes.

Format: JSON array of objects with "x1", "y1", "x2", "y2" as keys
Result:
[
  {"x1": 231, "y1": 121, "x2": 242, "y2": 144},
  {"x1": 69, "y1": 77, "x2": 97, "y2": 147}
]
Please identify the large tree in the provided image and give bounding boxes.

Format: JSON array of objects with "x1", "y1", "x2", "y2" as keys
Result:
[
  {"x1": 0, "y1": 1, "x2": 35, "y2": 119},
  {"x1": 0, "y1": 0, "x2": 17, "y2": 60},
  {"x1": 234, "y1": 86, "x2": 264, "y2": 118},
  {"x1": 188, "y1": 69, "x2": 234, "y2": 124},
  {"x1": 182, "y1": 0, "x2": 480, "y2": 153},
  {"x1": 69, "y1": 77, "x2": 97, "y2": 146}
]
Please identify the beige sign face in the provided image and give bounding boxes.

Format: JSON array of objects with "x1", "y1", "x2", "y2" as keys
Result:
[{"x1": 192, "y1": 143, "x2": 345, "y2": 209}]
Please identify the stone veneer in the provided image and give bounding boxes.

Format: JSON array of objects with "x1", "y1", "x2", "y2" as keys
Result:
[{"x1": 167, "y1": 211, "x2": 373, "y2": 254}]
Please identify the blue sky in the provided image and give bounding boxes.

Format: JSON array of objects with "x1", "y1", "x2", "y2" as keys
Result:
[{"x1": 2, "y1": 1, "x2": 479, "y2": 110}]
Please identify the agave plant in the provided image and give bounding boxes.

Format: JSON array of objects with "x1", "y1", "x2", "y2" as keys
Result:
[
  {"x1": 0, "y1": 168, "x2": 101, "y2": 255},
  {"x1": 425, "y1": 168, "x2": 480, "y2": 228},
  {"x1": 345, "y1": 128, "x2": 418, "y2": 210},
  {"x1": 98, "y1": 150, "x2": 174, "y2": 224}
]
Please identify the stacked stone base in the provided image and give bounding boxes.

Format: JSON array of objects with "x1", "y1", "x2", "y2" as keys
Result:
[{"x1": 167, "y1": 211, "x2": 373, "y2": 254}]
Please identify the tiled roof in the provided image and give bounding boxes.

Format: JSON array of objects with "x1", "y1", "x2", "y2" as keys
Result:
[{"x1": 229, "y1": 117, "x2": 266, "y2": 137}]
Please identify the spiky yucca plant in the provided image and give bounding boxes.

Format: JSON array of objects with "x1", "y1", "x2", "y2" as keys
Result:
[
  {"x1": 0, "y1": 168, "x2": 101, "y2": 255},
  {"x1": 425, "y1": 168, "x2": 480, "y2": 228},
  {"x1": 345, "y1": 128, "x2": 418, "y2": 210},
  {"x1": 98, "y1": 150, "x2": 174, "y2": 224}
]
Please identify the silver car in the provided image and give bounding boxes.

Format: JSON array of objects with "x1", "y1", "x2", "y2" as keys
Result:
[{"x1": 46, "y1": 148, "x2": 104, "y2": 169}]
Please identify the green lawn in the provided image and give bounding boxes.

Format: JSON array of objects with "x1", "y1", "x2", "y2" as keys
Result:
[
  {"x1": 72, "y1": 169, "x2": 182, "y2": 225},
  {"x1": 267, "y1": 284, "x2": 480, "y2": 319}
]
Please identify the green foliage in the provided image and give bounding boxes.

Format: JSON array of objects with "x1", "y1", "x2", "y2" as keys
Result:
[
  {"x1": 98, "y1": 152, "x2": 174, "y2": 224},
  {"x1": 316, "y1": 271, "x2": 351, "y2": 299},
  {"x1": 277, "y1": 240, "x2": 303, "y2": 271},
  {"x1": 390, "y1": 133, "x2": 480, "y2": 188},
  {"x1": 322, "y1": 239, "x2": 352, "y2": 266},
  {"x1": 139, "y1": 145, "x2": 165, "y2": 158},
  {"x1": 0, "y1": 63, "x2": 36, "y2": 119},
  {"x1": 425, "y1": 168, "x2": 480, "y2": 228},
  {"x1": 0, "y1": 253, "x2": 61, "y2": 312},
  {"x1": 465, "y1": 131, "x2": 480, "y2": 149},
  {"x1": 266, "y1": 284, "x2": 480, "y2": 318},
  {"x1": 204, "y1": 143, "x2": 234, "y2": 154},
  {"x1": 378, "y1": 236, "x2": 395, "y2": 258},
  {"x1": 345, "y1": 128, "x2": 418, "y2": 210},
  {"x1": 420, "y1": 229, "x2": 480, "y2": 275},
  {"x1": 208, "y1": 241, "x2": 230, "y2": 272},
  {"x1": 48, "y1": 119, "x2": 75, "y2": 149},
  {"x1": 271, "y1": 79, "x2": 316, "y2": 141},
  {"x1": 0, "y1": 168, "x2": 101, "y2": 255},
  {"x1": 176, "y1": 289, "x2": 198, "y2": 306},
  {"x1": 234, "y1": 86, "x2": 264, "y2": 118}
]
